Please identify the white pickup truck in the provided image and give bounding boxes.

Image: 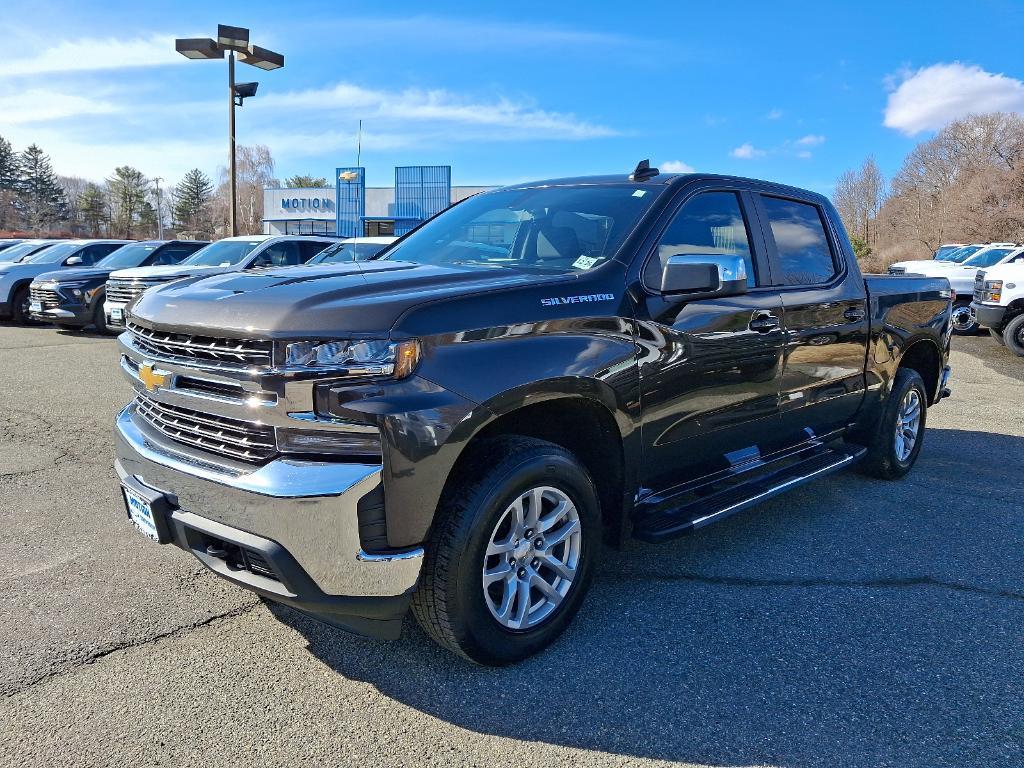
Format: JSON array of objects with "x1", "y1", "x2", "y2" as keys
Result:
[
  {"x1": 891, "y1": 244, "x2": 1024, "y2": 334},
  {"x1": 972, "y1": 260, "x2": 1024, "y2": 355}
]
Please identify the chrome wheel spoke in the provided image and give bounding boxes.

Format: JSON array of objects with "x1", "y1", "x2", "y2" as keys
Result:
[
  {"x1": 486, "y1": 537, "x2": 515, "y2": 557},
  {"x1": 511, "y1": 578, "x2": 532, "y2": 628},
  {"x1": 525, "y1": 487, "x2": 545, "y2": 528},
  {"x1": 539, "y1": 553, "x2": 576, "y2": 582},
  {"x1": 544, "y1": 518, "x2": 580, "y2": 550},
  {"x1": 483, "y1": 560, "x2": 513, "y2": 585},
  {"x1": 530, "y1": 572, "x2": 563, "y2": 606},
  {"x1": 495, "y1": 578, "x2": 517, "y2": 621},
  {"x1": 538, "y1": 499, "x2": 571, "y2": 533}
]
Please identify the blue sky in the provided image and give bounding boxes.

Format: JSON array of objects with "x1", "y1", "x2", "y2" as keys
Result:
[{"x1": 1, "y1": 0, "x2": 1023, "y2": 192}]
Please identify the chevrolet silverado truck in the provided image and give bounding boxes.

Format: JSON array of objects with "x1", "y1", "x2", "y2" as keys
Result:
[
  {"x1": 114, "y1": 166, "x2": 952, "y2": 664},
  {"x1": 104, "y1": 235, "x2": 336, "y2": 329},
  {"x1": 29, "y1": 240, "x2": 208, "y2": 332},
  {"x1": 973, "y1": 260, "x2": 1024, "y2": 355}
]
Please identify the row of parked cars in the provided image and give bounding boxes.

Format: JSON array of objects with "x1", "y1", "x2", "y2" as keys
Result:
[
  {"x1": 0, "y1": 235, "x2": 396, "y2": 333},
  {"x1": 888, "y1": 242, "x2": 1024, "y2": 355}
]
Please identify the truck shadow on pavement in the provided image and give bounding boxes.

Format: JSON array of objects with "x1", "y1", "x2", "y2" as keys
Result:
[{"x1": 268, "y1": 427, "x2": 1024, "y2": 768}]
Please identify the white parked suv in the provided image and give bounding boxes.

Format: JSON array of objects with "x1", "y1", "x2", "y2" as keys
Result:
[
  {"x1": 972, "y1": 260, "x2": 1024, "y2": 355},
  {"x1": 891, "y1": 244, "x2": 1024, "y2": 334},
  {"x1": 103, "y1": 235, "x2": 336, "y2": 328}
]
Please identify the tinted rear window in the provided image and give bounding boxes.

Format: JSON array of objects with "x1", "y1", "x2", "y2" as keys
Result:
[{"x1": 761, "y1": 196, "x2": 837, "y2": 285}]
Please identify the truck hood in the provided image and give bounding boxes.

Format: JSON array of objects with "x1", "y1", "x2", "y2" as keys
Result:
[
  {"x1": 976, "y1": 262, "x2": 1024, "y2": 282},
  {"x1": 0, "y1": 262, "x2": 60, "y2": 279},
  {"x1": 33, "y1": 266, "x2": 115, "y2": 284},
  {"x1": 130, "y1": 260, "x2": 572, "y2": 337},
  {"x1": 109, "y1": 264, "x2": 228, "y2": 281},
  {"x1": 890, "y1": 260, "x2": 962, "y2": 274}
]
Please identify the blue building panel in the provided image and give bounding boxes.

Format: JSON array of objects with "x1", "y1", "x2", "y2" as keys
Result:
[
  {"x1": 335, "y1": 167, "x2": 365, "y2": 237},
  {"x1": 393, "y1": 166, "x2": 451, "y2": 235}
]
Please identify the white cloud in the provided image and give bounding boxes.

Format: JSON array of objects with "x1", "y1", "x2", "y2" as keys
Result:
[
  {"x1": 660, "y1": 160, "x2": 694, "y2": 173},
  {"x1": 795, "y1": 134, "x2": 825, "y2": 146},
  {"x1": 0, "y1": 34, "x2": 183, "y2": 76},
  {"x1": 884, "y1": 62, "x2": 1024, "y2": 135},
  {"x1": 0, "y1": 89, "x2": 119, "y2": 123},
  {"x1": 796, "y1": 150, "x2": 813, "y2": 159},
  {"x1": 730, "y1": 143, "x2": 765, "y2": 159},
  {"x1": 766, "y1": 108, "x2": 783, "y2": 120},
  {"x1": 251, "y1": 82, "x2": 618, "y2": 140}
]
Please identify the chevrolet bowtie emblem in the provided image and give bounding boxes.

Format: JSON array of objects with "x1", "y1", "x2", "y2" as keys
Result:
[
  {"x1": 139, "y1": 363, "x2": 170, "y2": 393},
  {"x1": 338, "y1": 170, "x2": 358, "y2": 182}
]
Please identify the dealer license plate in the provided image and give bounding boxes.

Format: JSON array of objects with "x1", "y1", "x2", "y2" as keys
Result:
[
  {"x1": 110, "y1": 307, "x2": 124, "y2": 321},
  {"x1": 123, "y1": 485, "x2": 160, "y2": 542},
  {"x1": 29, "y1": 300, "x2": 42, "y2": 313}
]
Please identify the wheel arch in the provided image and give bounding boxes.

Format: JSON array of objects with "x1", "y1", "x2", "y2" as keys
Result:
[{"x1": 896, "y1": 339, "x2": 942, "y2": 404}]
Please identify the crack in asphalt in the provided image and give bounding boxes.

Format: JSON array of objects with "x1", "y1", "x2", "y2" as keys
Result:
[
  {"x1": 2, "y1": 601, "x2": 260, "y2": 699},
  {"x1": 607, "y1": 571, "x2": 1024, "y2": 601}
]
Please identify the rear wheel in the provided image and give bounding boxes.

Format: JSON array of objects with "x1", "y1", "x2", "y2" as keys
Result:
[
  {"x1": 950, "y1": 302, "x2": 978, "y2": 335},
  {"x1": 859, "y1": 368, "x2": 928, "y2": 480},
  {"x1": 1002, "y1": 314, "x2": 1024, "y2": 357},
  {"x1": 11, "y1": 286, "x2": 31, "y2": 325},
  {"x1": 412, "y1": 436, "x2": 600, "y2": 665}
]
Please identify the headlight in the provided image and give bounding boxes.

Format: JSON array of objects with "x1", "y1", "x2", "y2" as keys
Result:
[{"x1": 284, "y1": 338, "x2": 420, "y2": 379}]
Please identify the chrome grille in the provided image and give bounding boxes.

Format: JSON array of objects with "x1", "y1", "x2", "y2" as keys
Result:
[
  {"x1": 127, "y1": 322, "x2": 273, "y2": 367},
  {"x1": 29, "y1": 285, "x2": 61, "y2": 309},
  {"x1": 105, "y1": 278, "x2": 168, "y2": 304},
  {"x1": 134, "y1": 394, "x2": 276, "y2": 463}
]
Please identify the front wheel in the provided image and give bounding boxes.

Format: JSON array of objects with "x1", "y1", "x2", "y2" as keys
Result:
[
  {"x1": 11, "y1": 286, "x2": 31, "y2": 325},
  {"x1": 412, "y1": 436, "x2": 600, "y2": 665},
  {"x1": 859, "y1": 368, "x2": 928, "y2": 480},
  {"x1": 1002, "y1": 314, "x2": 1024, "y2": 357},
  {"x1": 950, "y1": 302, "x2": 978, "y2": 335}
]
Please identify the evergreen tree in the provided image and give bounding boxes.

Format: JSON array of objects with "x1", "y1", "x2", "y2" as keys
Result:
[
  {"x1": 17, "y1": 144, "x2": 68, "y2": 233},
  {"x1": 172, "y1": 168, "x2": 214, "y2": 234},
  {"x1": 139, "y1": 200, "x2": 159, "y2": 239},
  {"x1": 107, "y1": 165, "x2": 148, "y2": 238},
  {"x1": 0, "y1": 136, "x2": 20, "y2": 230},
  {"x1": 285, "y1": 174, "x2": 328, "y2": 188},
  {"x1": 78, "y1": 183, "x2": 108, "y2": 237}
]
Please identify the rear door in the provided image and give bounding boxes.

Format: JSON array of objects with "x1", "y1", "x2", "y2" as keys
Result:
[
  {"x1": 754, "y1": 193, "x2": 869, "y2": 440},
  {"x1": 633, "y1": 184, "x2": 788, "y2": 494}
]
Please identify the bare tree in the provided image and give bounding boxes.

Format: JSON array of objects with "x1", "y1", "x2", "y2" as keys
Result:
[{"x1": 214, "y1": 144, "x2": 277, "y2": 235}]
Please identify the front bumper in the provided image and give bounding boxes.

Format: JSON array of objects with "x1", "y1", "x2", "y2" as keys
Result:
[
  {"x1": 971, "y1": 302, "x2": 1006, "y2": 330},
  {"x1": 29, "y1": 303, "x2": 90, "y2": 326},
  {"x1": 104, "y1": 300, "x2": 127, "y2": 327},
  {"x1": 114, "y1": 404, "x2": 424, "y2": 638}
]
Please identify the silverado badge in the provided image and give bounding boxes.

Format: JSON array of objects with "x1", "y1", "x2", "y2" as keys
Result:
[{"x1": 138, "y1": 363, "x2": 170, "y2": 393}]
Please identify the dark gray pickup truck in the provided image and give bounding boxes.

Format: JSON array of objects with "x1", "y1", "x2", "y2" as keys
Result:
[{"x1": 113, "y1": 166, "x2": 952, "y2": 664}]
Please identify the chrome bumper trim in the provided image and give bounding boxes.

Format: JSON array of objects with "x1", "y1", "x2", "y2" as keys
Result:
[{"x1": 115, "y1": 405, "x2": 423, "y2": 596}]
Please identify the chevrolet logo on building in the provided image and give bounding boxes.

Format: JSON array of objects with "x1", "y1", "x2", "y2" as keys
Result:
[
  {"x1": 338, "y1": 170, "x2": 359, "y2": 182},
  {"x1": 138, "y1": 363, "x2": 170, "y2": 393}
]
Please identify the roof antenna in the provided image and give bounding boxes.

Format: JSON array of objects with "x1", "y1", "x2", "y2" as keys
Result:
[{"x1": 629, "y1": 159, "x2": 659, "y2": 182}]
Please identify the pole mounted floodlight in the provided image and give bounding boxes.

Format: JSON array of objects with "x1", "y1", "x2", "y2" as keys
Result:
[
  {"x1": 174, "y1": 25, "x2": 284, "y2": 236},
  {"x1": 233, "y1": 81, "x2": 259, "y2": 106}
]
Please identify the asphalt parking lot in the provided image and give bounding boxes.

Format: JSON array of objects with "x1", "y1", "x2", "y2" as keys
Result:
[{"x1": 1, "y1": 325, "x2": 1022, "y2": 768}]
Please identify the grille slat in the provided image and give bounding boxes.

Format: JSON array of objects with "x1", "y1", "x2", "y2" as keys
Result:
[
  {"x1": 106, "y1": 278, "x2": 169, "y2": 305},
  {"x1": 134, "y1": 394, "x2": 276, "y2": 463},
  {"x1": 29, "y1": 286, "x2": 61, "y2": 309},
  {"x1": 127, "y1": 322, "x2": 273, "y2": 368}
]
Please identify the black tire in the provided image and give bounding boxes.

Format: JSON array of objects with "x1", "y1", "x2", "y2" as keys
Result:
[
  {"x1": 950, "y1": 301, "x2": 978, "y2": 335},
  {"x1": 411, "y1": 436, "x2": 601, "y2": 665},
  {"x1": 1003, "y1": 314, "x2": 1024, "y2": 357},
  {"x1": 55, "y1": 323, "x2": 81, "y2": 331},
  {"x1": 91, "y1": 301, "x2": 109, "y2": 334},
  {"x1": 990, "y1": 327, "x2": 1006, "y2": 346},
  {"x1": 11, "y1": 286, "x2": 31, "y2": 325},
  {"x1": 859, "y1": 368, "x2": 928, "y2": 480}
]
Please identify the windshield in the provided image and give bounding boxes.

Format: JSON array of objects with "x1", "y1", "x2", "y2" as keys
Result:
[
  {"x1": 934, "y1": 245, "x2": 962, "y2": 260},
  {"x1": 936, "y1": 245, "x2": 981, "y2": 262},
  {"x1": 181, "y1": 239, "x2": 263, "y2": 267},
  {"x1": 380, "y1": 185, "x2": 662, "y2": 273},
  {"x1": 311, "y1": 241, "x2": 392, "y2": 264},
  {"x1": 963, "y1": 248, "x2": 1015, "y2": 267},
  {"x1": 0, "y1": 242, "x2": 51, "y2": 263},
  {"x1": 97, "y1": 243, "x2": 158, "y2": 270},
  {"x1": 22, "y1": 242, "x2": 81, "y2": 264}
]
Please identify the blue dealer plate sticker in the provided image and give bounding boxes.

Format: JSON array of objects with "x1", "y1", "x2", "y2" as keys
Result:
[{"x1": 123, "y1": 485, "x2": 159, "y2": 542}]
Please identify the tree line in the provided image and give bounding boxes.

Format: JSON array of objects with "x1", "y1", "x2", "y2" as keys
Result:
[
  {"x1": 834, "y1": 112, "x2": 1024, "y2": 271},
  {"x1": 0, "y1": 135, "x2": 329, "y2": 241}
]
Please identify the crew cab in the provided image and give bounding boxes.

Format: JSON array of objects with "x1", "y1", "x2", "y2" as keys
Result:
[
  {"x1": 104, "y1": 235, "x2": 336, "y2": 328},
  {"x1": 972, "y1": 260, "x2": 1024, "y2": 355},
  {"x1": 29, "y1": 240, "x2": 208, "y2": 333},
  {"x1": 113, "y1": 167, "x2": 952, "y2": 664},
  {"x1": 1, "y1": 240, "x2": 130, "y2": 324}
]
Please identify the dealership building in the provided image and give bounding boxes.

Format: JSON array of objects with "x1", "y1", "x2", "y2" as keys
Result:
[{"x1": 263, "y1": 165, "x2": 493, "y2": 237}]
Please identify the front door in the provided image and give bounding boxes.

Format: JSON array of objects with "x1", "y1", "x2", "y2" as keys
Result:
[{"x1": 633, "y1": 188, "x2": 787, "y2": 498}]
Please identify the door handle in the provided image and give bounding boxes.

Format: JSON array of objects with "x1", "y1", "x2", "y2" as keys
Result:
[
  {"x1": 749, "y1": 313, "x2": 780, "y2": 332},
  {"x1": 843, "y1": 307, "x2": 866, "y2": 322}
]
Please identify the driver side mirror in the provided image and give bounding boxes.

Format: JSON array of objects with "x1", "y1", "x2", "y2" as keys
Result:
[
  {"x1": 65, "y1": 255, "x2": 83, "y2": 266},
  {"x1": 660, "y1": 254, "x2": 748, "y2": 299}
]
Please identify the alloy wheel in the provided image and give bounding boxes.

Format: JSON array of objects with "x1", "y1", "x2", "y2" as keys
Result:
[{"x1": 894, "y1": 388, "x2": 922, "y2": 462}]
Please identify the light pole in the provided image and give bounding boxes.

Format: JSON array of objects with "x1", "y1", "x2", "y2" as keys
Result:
[
  {"x1": 175, "y1": 25, "x2": 283, "y2": 237},
  {"x1": 151, "y1": 177, "x2": 164, "y2": 239}
]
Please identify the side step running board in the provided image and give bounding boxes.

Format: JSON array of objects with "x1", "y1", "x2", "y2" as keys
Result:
[{"x1": 633, "y1": 445, "x2": 867, "y2": 543}]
